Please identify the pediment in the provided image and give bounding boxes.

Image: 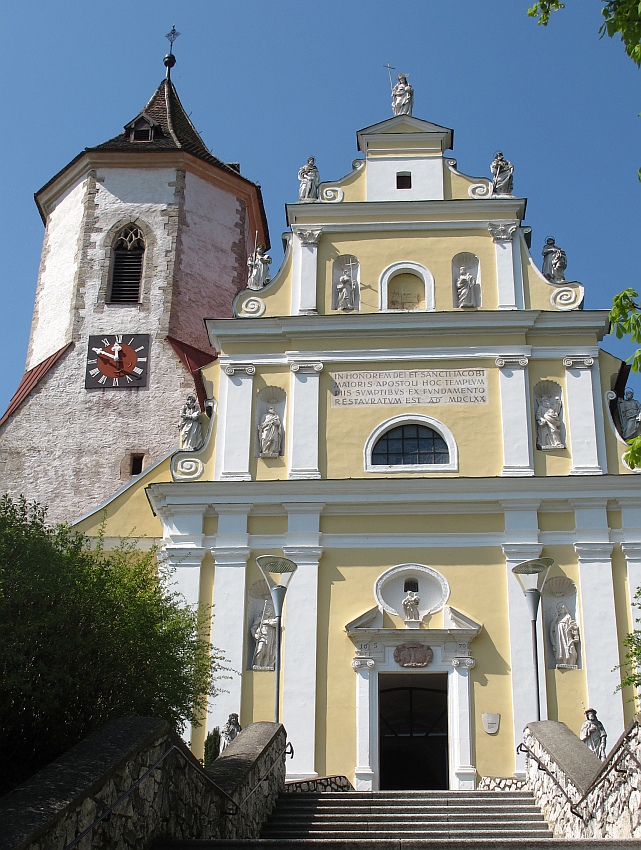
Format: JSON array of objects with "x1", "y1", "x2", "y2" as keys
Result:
[{"x1": 357, "y1": 115, "x2": 453, "y2": 152}]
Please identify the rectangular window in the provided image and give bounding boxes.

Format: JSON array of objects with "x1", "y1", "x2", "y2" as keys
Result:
[
  {"x1": 130, "y1": 454, "x2": 144, "y2": 475},
  {"x1": 396, "y1": 172, "x2": 412, "y2": 189}
]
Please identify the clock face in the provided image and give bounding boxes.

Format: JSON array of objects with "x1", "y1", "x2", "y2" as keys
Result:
[{"x1": 85, "y1": 334, "x2": 150, "y2": 389}]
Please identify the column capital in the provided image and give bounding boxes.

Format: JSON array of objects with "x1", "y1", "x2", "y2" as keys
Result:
[
  {"x1": 574, "y1": 542, "x2": 613, "y2": 562},
  {"x1": 495, "y1": 355, "x2": 529, "y2": 368},
  {"x1": 294, "y1": 228, "x2": 322, "y2": 246},
  {"x1": 162, "y1": 546, "x2": 207, "y2": 568},
  {"x1": 502, "y1": 543, "x2": 542, "y2": 562},
  {"x1": 290, "y1": 361, "x2": 323, "y2": 373},
  {"x1": 352, "y1": 657, "x2": 375, "y2": 671},
  {"x1": 563, "y1": 356, "x2": 594, "y2": 369},
  {"x1": 223, "y1": 363, "x2": 256, "y2": 376},
  {"x1": 620, "y1": 542, "x2": 641, "y2": 561},
  {"x1": 283, "y1": 545, "x2": 323, "y2": 564},
  {"x1": 210, "y1": 546, "x2": 251, "y2": 565},
  {"x1": 452, "y1": 657, "x2": 476, "y2": 669},
  {"x1": 488, "y1": 222, "x2": 518, "y2": 243}
]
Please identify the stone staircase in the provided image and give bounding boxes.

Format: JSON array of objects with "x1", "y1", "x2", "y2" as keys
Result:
[{"x1": 156, "y1": 788, "x2": 563, "y2": 848}]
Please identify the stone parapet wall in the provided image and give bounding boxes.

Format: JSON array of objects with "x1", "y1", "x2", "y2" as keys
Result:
[
  {"x1": 523, "y1": 715, "x2": 641, "y2": 839},
  {"x1": 0, "y1": 716, "x2": 286, "y2": 850},
  {"x1": 477, "y1": 776, "x2": 526, "y2": 791},
  {"x1": 284, "y1": 775, "x2": 354, "y2": 793}
]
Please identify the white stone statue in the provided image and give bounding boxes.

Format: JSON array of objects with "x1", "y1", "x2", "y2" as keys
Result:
[
  {"x1": 549, "y1": 602, "x2": 580, "y2": 669},
  {"x1": 541, "y1": 237, "x2": 567, "y2": 283},
  {"x1": 251, "y1": 601, "x2": 278, "y2": 670},
  {"x1": 220, "y1": 713, "x2": 242, "y2": 752},
  {"x1": 580, "y1": 709, "x2": 607, "y2": 760},
  {"x1": 178, "y1": 395, "x2": 203, "y2": 451},
  {"x1": 617, "y1": 389, "x2": 641, "y2": 440},
  {"x1": 490, "y1": 151, "x2": 514, "y2": 195},
  {"x1": 402, "y1": 590, "x2": 420, "y2": 621},
  {"x1": 258, "y1": 407, "x2": 283, "y2": 457},
  {"x1": 336, "y1": 269, "x2": 356, "y2": 311},
  {"x1": 247, "y1": 245, "x2": 271, "y2": 290},
  {"x1": 536, "y1": 394, "x2": 565, "y2": 450},
  {"x1": 455, "y1": 266, "x2": 477, "y2": 308},
  {"x1": 298, "y1": 156, "x2": 321, "y2": 201},
  {"x1": 391, "y1": 73, "x2": 413, "y2": 116}
]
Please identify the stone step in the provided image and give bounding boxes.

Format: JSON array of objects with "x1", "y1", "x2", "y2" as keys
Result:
[
  {"x1": 267, "y1": 812, "x2": 544, "y2": 822},
  {"x1": 154, "y1": 841, "x2": 641, "y2": 850},
  {"x1": 280, "y1": 792, "x2": 536, "y2": 800},
  {"x1": 271, "y1": 805, "x2": 543, "y2": 815},
  {"x1": 262, "y1": 830, "x2": 552, "y2": 840}
]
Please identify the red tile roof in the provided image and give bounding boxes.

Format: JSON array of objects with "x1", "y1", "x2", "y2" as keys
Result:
[
  {"x1": 167, "y1": 336, "x2": 217, "y2": 411},
  {"x1": 0, "y1": 343, "x2": 72, "y2": 428}
]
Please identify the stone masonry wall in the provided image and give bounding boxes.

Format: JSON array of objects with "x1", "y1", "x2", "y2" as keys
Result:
[
  {"x1": 0, "y1": 717, "x2": 286, "y2": 850},
  {"x1": 523, "y1": 715, "x2": 641, "y2": 839}
]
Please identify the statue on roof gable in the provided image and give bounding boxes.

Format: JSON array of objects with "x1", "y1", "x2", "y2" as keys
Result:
[
  {"x1": 247, "y1": 244, "x2": 271, "y2": 290},
  {"x1": 541, "y1": 237, "x2": 568, "y2": 283},
  {"x1": 490, "y1": 151, "x2": 514, "y2": 195},
  {"x1": 392, "y1": 73, "x2": 414, "y2": 116},
  {"x1": 298, "y1": 156, "x2": 321, "y2": 201}
]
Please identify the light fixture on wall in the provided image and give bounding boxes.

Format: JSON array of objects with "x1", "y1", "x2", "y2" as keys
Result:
[
  {"x1": 255, "y1": 555, "x2": 298, "y2": 723},
  {"x1": 511, "y1": 557, "x2": 554, "y2": 722}
]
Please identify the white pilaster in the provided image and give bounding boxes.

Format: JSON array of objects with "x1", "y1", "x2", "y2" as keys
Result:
[
  {"x1": 282, "y1": 506, "x2": 323, "y2": 779},
  {"x1": 496, "y1": 357, "x2": 534, "y2": 476},
  {"x1": 216, "y1": 364, "x2": 255, "y2": 481},
  {"x1": 291, "y1": 229, "x2": 321, "y2": 315},
  {"x1": 564, "y1": 357, "x2": 605, "y2": 475},
  {"x1": 489, "y1": 223, "x2": 518, "y2": 309},
  {"x1": 353, "y1": 657, "x2": 376, "y2": 790},
  {"x1": 573, "y1": 501, "x2": 624, "y2": 740},
  {"x1": 621, "y1": 499, "x2": 641, "y2": 630},
  {"x1": 288, "y1": 362, "x2": 323, "y2": 479},
  {"x1": 503, "y1": 501, "x2": 543, "y2": 777},
  {"x1": 209, "y1": 504, "x2": 251, "y2": 731},
  {"x1": 450, "y1": 657, "x2": 476, "y2": 789}
]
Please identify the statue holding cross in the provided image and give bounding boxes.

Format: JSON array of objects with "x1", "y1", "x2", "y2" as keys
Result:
[{"x1": 384, "y1": 64, "x2": 414, "y2": 117}]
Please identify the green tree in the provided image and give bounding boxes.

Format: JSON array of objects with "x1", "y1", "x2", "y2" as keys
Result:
[
  {"x1": 529, "y1": 1, "x2": 641, "y2": 467},
  {"x1": 0, "y1": 496, "x2": 224, "y2": 794}
]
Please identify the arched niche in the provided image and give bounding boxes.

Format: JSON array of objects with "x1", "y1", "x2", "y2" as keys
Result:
[
  {"x1": 332, "y1": 255, "x2": 360, "y2": 311},
  {"x1": 374, "y1": 563, "x2": 450, "y2": 622},
  {"x1": 255, "y1": 385, "x2": 286, "y2": 458},
  {"x1": 246, "y1": 579, "x2": 276, "y2": 671},
  {"x1": 542, "y1": 576, "x2": 581, "y2": 670},
  {"x1": 379, "y1": 262, "x2": 434, "y2": 312},
  {"x1": 533, "y1": 380, "x2": 566, "y2": 451},
  {"x1": 452, "y1": 252, "x2": 481, "y2": 308}
]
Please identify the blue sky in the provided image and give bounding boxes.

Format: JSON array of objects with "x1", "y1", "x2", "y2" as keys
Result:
[{"x1": 1, "y1": 0, "x2": 640, "y2": 414}]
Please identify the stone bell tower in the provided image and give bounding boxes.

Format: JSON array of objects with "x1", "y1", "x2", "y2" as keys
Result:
[{"x1": 0, "y1": 48, "x2": 268, "y2": 523}]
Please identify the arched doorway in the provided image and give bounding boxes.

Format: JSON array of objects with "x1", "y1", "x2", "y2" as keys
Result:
[{"x1": 379, "y1": 672, "x2": 448, "y2": 790}]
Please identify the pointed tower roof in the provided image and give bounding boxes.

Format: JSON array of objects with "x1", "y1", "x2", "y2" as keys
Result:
[{"x1": 89, "y1": 78, "x2": 244, "y2": 181}]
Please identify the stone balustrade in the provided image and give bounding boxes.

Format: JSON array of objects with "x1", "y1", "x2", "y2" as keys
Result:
[
  {"x1": 523, "y1": 715, "x2": 641, "y2": 839},
  {"x1": 0, "y1": 716, "x2": 286, "y2": 850}
]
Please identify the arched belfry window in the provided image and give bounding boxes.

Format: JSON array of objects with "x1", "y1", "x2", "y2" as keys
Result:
[
  {"x1": 109, "y1": 226, "x2": 145, "y2": 303},
  {"x1": 364, "y1": 415, "x2": 458, "y2": 473}
]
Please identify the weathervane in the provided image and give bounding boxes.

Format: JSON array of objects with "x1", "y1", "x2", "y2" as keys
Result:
[{"x1": 164, "y1": 25, "x2": 181, "y2": 79}]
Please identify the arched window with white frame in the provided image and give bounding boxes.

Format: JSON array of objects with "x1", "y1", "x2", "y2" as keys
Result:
[
  {"x1": 379, "y1": 262, "x2": 434, "y2": 312},
  {"x1": 364, "y1": 415, "x2": 458, "y2": 473}
]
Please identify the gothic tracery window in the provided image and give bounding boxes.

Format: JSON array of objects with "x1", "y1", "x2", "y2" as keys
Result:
[{"x1": 108, "y1": 226, "x2": 145, "y2": 303}]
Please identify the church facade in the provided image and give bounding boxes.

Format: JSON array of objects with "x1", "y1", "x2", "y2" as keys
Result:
[{"x1": 5, "y1": 64, "x2": 641, "y2": 789}]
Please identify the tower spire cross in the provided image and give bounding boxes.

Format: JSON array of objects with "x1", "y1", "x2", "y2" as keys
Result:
[{"x1": 164, "y1": 25, "x2": 180, "y2": 79}]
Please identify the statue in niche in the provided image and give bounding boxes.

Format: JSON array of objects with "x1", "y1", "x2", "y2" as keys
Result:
[
  {"x1": 336, "y1": 268, "x2": 356, "y2": 311},
  {"x1": 258, "y1": 406, "x2": 283, "y2": 457},
  {"x1": 580, "y1": 709, "x2": 607, "y2": 760},
  {"x1": 536, "y1": 394, "x2": 565, "y2": 450},
  {"x1": 455, "y1": 266, "x2": 477, "y2": 308},
  {"x1": 220, "y1": 713, "x2": 242, "y2": 752},
  {"x1": 298, "y1": 156, "x2": 321, "y2": 201},
  {"x1": 490, "y1": 151, "x2": 514, "y2": 195},
  {"x1": 251, "y1": 601, "x2": 278, "y2": 670},
  {"x1": 541, "y1": 237, "x2": 568, "y2": 283},
  {"x1": 549, "y1": 602, "x2": 580, "y2": 669},
  {"x1": 617, "y1": 389, "x2": 641, "y2": 440},
  {"x1": 402, "y1": 590, "x2": 420, "y2": 621},
  {"x1": 178, "y1": 395, "x2": 203, "y2": 451},
  {"x1": 247, "y1": 245, "x2": 271, "y2": 290},
  {"x1": 392, "y1": 73, "x2": 414, "y2": 116}
]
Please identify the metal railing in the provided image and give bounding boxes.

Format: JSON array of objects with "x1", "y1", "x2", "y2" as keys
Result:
[{"x1": 62, "y1": 736, "x2": 293, "y2": 850}]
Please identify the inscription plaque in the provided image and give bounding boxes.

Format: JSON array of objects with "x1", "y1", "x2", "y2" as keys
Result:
[{"x1": 331, "y1": 368, "x2": 488, "y2": 407}]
